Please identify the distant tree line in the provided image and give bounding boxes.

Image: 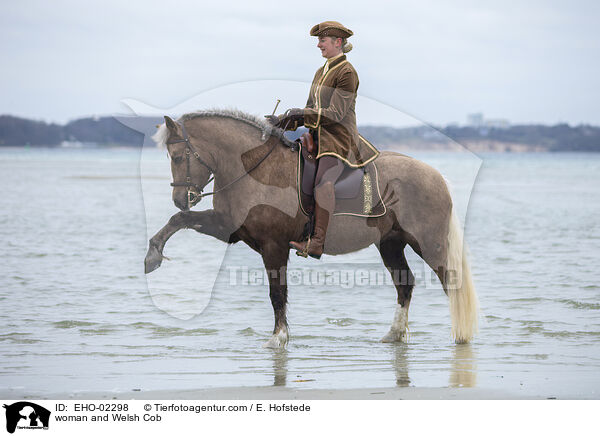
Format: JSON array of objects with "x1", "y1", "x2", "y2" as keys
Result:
[
  {"x1": 0, "y1": 115, "x2": 147, "y2": 146},
  {"x1": 0, "y1": 116, "x2": 64, "y2": 146},
  {"x1": 1, "y1": 114, "x2": 599, "y2": 151},
  {"x1": 441, "y1": 124, "x2": 600, "y2": 151},
  {"x1": 360, "y1": 123, "x2": 600, "y2": 152}
]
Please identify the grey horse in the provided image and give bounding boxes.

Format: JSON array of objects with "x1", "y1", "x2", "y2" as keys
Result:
[{"x1": 144, "y1": 109, "x2": 478, "y2": 348}]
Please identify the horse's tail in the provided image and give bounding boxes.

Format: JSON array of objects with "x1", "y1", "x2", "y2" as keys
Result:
[{"x1": 446, "y1": 208, "x2": 479, "y2": 343}]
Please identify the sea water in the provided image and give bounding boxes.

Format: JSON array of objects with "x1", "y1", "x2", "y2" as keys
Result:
[{"x1": 1, "y1": 147, "x2": 599, "y2": 399}]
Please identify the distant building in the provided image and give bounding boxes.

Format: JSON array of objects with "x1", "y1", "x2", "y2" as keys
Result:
[
  {"x1": 466, "y1": 113, "x2": 510, "y2": 129},
  {"x1": 467, "y1": 113, "x2": 484, "y2": 127}
]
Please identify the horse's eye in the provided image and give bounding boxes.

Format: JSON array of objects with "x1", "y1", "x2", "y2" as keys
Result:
[{"x1": 171, "y1": 154, "x2": 183, "y2": 164}]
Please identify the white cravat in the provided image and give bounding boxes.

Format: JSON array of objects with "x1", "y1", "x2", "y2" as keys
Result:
[
  {"x1": 315, "y1": 53, "x2": 344, "y2": 101},
  {"x1": 322, "y1": 52, "x2": 343, "y2": 76}
]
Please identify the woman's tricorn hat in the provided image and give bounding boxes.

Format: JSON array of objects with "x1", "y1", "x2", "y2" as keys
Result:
[{"x1": 310, "y1": 21, "x2": 353, "y2": 39}]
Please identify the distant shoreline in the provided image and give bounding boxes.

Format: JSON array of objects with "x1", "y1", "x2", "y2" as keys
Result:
[
  {"x1": 1, "y1": 114, "x2": 599, "y2": 152},
  {"x1": 0, "y1": 143, "x2": 594, "y2": 153},
  {"x1": 378, "y1": 140, "x2": 551, "y2": 153}
]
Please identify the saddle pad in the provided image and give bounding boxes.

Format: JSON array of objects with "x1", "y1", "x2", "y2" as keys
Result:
[{"x1": 296, "y1": 145, "x2": 387, "y2": 218}]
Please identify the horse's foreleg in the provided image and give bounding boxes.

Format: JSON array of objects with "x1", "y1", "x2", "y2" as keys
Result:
[
  {"x1": 145, "y1": 210, "x2": 233, "y2": 274},
  {"x1": 261, "y1": 243, "x2": 290, "y2": 348},
  {"x1": 378, "y1": 238, "x2": 414, "y2": 343}
]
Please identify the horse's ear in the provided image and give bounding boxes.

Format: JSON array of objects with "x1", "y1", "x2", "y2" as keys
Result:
[{"x1": 164, "y1": 116, "x2": 177, "y2": 131}]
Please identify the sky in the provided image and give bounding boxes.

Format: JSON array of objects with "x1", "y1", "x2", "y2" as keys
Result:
[{"x1": 1, "y1": 0, "x2": 599, "y2": 127}]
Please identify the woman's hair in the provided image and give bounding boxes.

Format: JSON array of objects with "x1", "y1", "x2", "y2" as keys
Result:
[
  {"x1": 342, "y1": 38, "x2": 353, "y2": 53},
  {"x1": 329, "y1": 36, "x2": 353, "y2": 53}
]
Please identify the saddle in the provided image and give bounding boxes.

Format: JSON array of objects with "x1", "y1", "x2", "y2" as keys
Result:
[{"x1": 297, "y1": 132, "x2": 386, "y2": 217}]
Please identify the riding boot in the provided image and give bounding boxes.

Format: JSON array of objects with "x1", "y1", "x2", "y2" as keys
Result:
[{"x1": 289, "y1": 183, "x2": 333, "y2": 259}]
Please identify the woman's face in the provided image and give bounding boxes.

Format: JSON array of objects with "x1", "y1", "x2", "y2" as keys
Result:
[{"x1": 317, "y1": 36, "x2": 341, "y2": 59}]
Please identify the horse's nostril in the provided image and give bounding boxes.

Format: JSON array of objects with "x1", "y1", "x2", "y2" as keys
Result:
[{"x1": 173, "y1": 198, "x2": 188, "y2": 211}]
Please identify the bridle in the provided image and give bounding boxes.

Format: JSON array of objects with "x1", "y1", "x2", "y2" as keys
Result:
[
  {"x1": 166, "y1": 119, "x2": 279, "y2": 207},
  {"x1": 166, "y1": 120, "x2": 215, "y2": 206}
]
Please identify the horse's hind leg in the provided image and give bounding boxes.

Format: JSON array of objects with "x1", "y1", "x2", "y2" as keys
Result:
[
  {"x1": 378, "y1": 237, "x2": 414, "y2": 343},
  {"x1": 261, "y1": 243, "x2": 290, "y2": 348}
]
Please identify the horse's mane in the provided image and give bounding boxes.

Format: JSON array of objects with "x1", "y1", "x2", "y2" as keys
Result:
[{"x1": 153, "y1": 108, "x2": 295, "y2": 149}]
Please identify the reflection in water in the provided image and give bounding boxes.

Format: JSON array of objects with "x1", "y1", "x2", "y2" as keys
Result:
[
  {"x1": 449, "y1": 344, "x2": 477, "y2": 388},
  {"x1": 267, "y1": 344, "x2": 476, "y2": 389},
  {"x1": 270, "y1": 349, "x2": 288, "y2": 386},
  {"x1": 388, "y1": 343, "x2": 477, "y2": 388},
  {"x1": 393, "y1": 345, "x2": 411, "y2": 387}
]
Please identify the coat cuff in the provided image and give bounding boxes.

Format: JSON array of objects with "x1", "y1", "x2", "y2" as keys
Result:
[{"x1": 304, "y1": 108, "x2": 322, "y2": 129}]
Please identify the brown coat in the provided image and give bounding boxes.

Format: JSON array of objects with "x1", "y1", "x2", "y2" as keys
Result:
[{"x1": 302, "y1": 55, "x2": 379, "y2": 168}]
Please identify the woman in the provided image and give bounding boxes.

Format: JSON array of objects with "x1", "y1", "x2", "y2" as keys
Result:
[{"x1": 271, "y1": 21, "x2": 379, "y2": 259}]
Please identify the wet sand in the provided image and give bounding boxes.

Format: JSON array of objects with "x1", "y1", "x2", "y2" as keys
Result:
[{"x1": 2, "y1": 386, "x2": 543, "y2": 400}]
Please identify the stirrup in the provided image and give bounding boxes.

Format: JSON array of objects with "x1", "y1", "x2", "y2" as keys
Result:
[{"x1": 295, "y1": 236, "x2": 310, "y2": 258}]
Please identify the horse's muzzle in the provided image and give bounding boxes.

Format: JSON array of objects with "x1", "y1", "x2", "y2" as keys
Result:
[
  {"x1": 173, "y1": 187, "x2": 202, "y2": 211},
  {"x1": 173, "y1": 197, "x2": 188, "y2": 211}
]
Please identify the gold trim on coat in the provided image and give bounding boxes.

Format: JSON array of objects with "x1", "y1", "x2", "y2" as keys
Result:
[
  {"x1": 315, "y1": 133, "x2": 379, "y2": 168},
  {"x1": 305, "y1": 60, "x2": 348, "y2": 129},
  {"x1": 305, "y1": 108, "x2": 322, "y2": 129},
  {"x1": 305, "y1": 56, "x2": 379, "y2": 168}
]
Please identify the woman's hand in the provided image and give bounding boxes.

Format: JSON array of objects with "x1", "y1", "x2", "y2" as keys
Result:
[
  {"x1": 285, "y1": 108, "x2": 304, "y2": 121},
  {"x1": 279, "y1": 108, "x2": 305, "y2": 130}
]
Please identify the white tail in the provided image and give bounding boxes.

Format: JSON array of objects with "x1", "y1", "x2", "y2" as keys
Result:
[{"x1": 446, "y1": 209, "x2": 479, "y2": 343}]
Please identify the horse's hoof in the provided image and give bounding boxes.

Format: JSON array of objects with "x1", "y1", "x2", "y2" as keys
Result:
[
  {"x1": 144, "y1": 245, "x2": 163, "y2": 274},
  {"x1": 263, "y1": 330, "x2": 289, "y2": 349},
  {"x1": 381, "y1": 330, "x2": 406, "y2": 343}
]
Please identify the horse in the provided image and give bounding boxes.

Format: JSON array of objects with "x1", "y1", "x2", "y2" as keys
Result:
[{"x1": 144, "y1": 109, "x2": 478, "y2": 348}]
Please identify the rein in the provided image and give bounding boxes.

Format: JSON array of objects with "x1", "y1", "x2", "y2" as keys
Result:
[{"x1": 166, "y1": 119, "x2": 280, "y2": 206}]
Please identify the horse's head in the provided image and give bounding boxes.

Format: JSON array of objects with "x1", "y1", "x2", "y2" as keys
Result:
[{"x1": 161, "y1": 116, "x2": 214, "y2": 211}]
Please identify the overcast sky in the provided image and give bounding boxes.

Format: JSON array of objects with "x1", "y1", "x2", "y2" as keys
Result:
[{"x1": 1, "y1": 0, "x2": 599, "y2": 127}]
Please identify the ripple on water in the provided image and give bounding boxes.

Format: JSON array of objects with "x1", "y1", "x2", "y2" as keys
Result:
[
  {"x1": 495, "y1": 341, "x2": 533, "y2": 347},
  {"x1": 52, "y1": 320, "x2": 96, "y2": 329},
  {"x1": 79, "y1": 327, "x2": 119, "y2": 336},
  {"x1": 238, "y1": 327, "x2": 257, "y2": 336},
  {"x1": 294, "y1": 334, "x2": 360, "y2": 342},
  {"x1": 0, "y1": 333, "x2": 43, "y2": 344},
  {"x1": 557, "y1": 299, "x2": 600, "y2": 310},
  {"x1": 325, "y1": 317, "x2": 356, "y2": 326},
  {"x1": 542, "y1": 330, "x2": 600, "y2": 339},
  {"x1": 10, "y1": 276, "x2": 29, "y2": 284},
  {"x1": 126, "y1": 322, "x2": 218, "y2": 337},
  {"x1": 502, "y1": 297, "x2": 545, "y2": 303},
  {"x1": 517, "y1": 320, "x2": 544, "y2": 326},
  {"x1": 155, "y1": 327, "x2": 220, "y2": 337}
]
